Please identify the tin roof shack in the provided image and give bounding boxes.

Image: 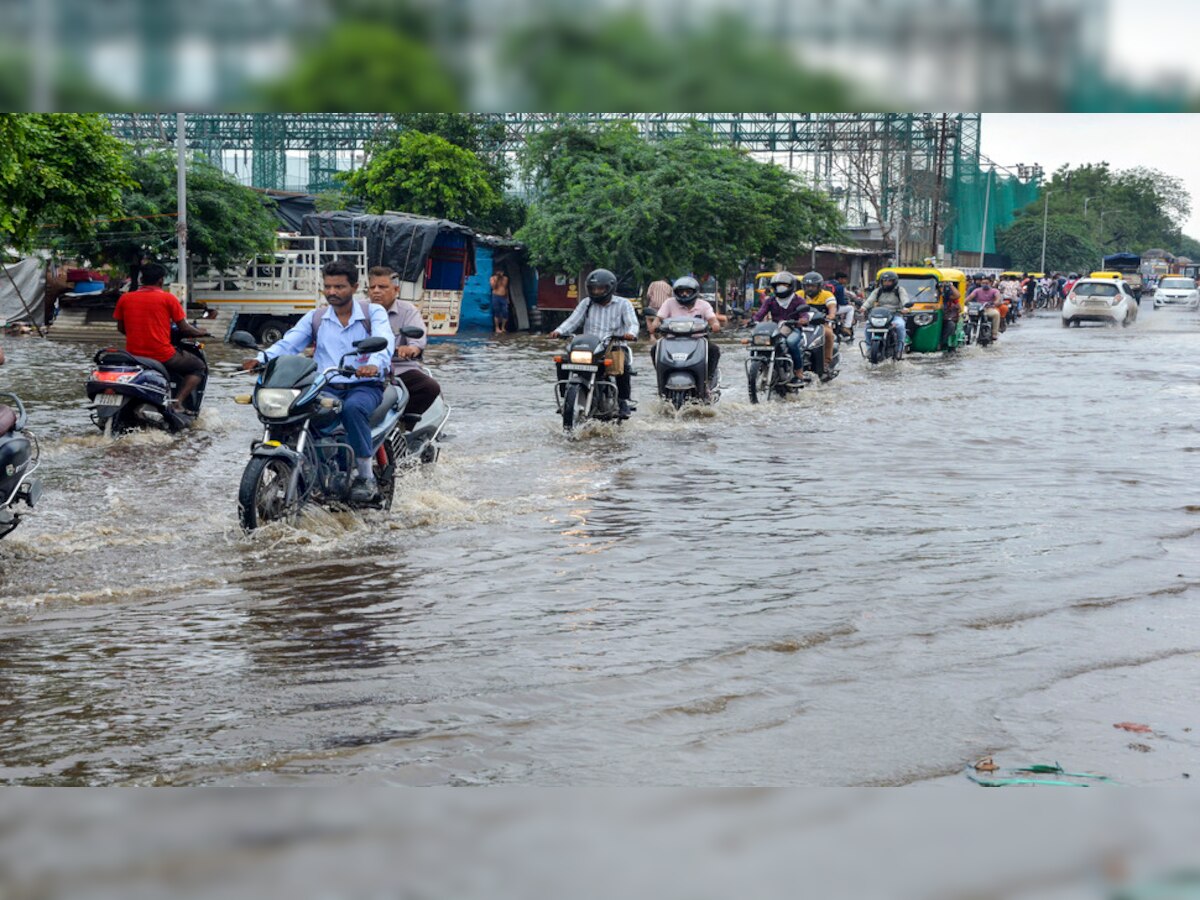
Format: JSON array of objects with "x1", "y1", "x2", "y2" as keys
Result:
[
  {"x1": 462, "y1": 235, "x2": 537, "y2": 332},
  {"x1": 301, "y1": 211, "x2": 477, "y2": 337}
]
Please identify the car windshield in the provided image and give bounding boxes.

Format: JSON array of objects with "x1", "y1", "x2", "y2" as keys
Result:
[
  {"x1": 1160, "y1": 278, "x2": 1193, "y2": 290},
  {"x1": 1074, "y1": 282, "x2": 1118, "y2": 297},
  {"x1": 897, "y1": 276, "x2": 938, "y2": 302}
]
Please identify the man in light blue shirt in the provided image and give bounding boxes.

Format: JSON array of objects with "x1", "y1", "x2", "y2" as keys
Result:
[{"x1": 242, "y1": 259, "x2": 394, "y2": 502}]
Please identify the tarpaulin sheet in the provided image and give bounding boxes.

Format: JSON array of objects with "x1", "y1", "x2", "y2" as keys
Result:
[
  {"x1": 300, "y1": 211, "x2": 475, "y2": 284},
  {"x1": 0, "y1": 258, "x2": 45, "y2": 325}
]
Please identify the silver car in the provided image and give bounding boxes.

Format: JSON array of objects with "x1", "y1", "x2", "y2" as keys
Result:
[{"x1": 1152, "y1": 275, "x2": 1200, "y2": 311}]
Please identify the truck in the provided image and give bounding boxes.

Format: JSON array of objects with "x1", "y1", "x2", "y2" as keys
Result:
[
  {"x1": 1102, "y1": 252, "x2": 1144, "y2": 299},
  {"x1": 194, "y1": 212, "x2": 479, "y2": 342}
]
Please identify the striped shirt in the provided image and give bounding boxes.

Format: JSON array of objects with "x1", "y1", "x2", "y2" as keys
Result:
[
  {"x1": 556, "y1": 296, "x2": 639, "y2": 339},
  {"x1": 644, "y1": 280, "x2": 673, "y2": 311}
]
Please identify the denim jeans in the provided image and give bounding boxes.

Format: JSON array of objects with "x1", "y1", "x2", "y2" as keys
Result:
[{"x1": 326, "y1": 383, "x2": 384, "y2": 459}]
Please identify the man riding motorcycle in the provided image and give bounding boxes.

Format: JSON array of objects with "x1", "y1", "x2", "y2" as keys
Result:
[
  {"x1": 965, "y1": 275, "x2": 1003, "y2": 341},
  {"x1": 752, "y1": 271, "x2": 810, "y2": 383},
  {"x1": 800, "y1": 271, "x2": 838, "y2": 379},
  {"x1": 647, "y1": 275, "x2": 722, "y2": 385},
  {"x1": 862, "y1": 270, "x2": 910, "y2": 357},
  {"x1": 550, "y1": 268, "x2": 640, "y2": 419}
]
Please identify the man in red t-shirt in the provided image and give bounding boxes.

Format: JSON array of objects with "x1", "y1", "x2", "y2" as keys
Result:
[{"x1": 113, "y1": 263, "x2": 210, "y2": 409}]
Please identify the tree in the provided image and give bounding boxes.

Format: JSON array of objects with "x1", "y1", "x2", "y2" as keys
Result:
[
  {"x1": 55, "y1": 149, "x2": 279, "y2": 274},
  {"x1": 256, "y1": 22, "x2": 461, "y2": 112},
  {"x1": 517, "y1": 122, "x2": 844, "y2": 284},
  {"x1": 0, "y1": 114, "x2": 131, "y2": 253},
  {"x1": 338, "y1": 131, "x2": 500, "y2": 225},
  {"x1": 996, "y1": 215, "x2": 1101, "y2": 273},
  {"x1": 503, "y1": 12, "x2": 860, "y2": 111}
]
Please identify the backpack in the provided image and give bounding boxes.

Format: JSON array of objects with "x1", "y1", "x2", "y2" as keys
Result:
[{"x1": 311, "y1": 300, "x2": 375, "y2": 343}]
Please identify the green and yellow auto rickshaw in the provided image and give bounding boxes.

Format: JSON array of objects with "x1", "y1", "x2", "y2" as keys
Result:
[{"x1": 875, "y1": 266, "x2": 967, "y2": 354}]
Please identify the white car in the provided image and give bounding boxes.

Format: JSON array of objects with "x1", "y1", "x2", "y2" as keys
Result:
[
  {"x1": 1152, "y1": 275, "x2": 1200, "y2": 311},
  {"x1": 1061, "y1": 278, "x2": 1138, "y2": 327}
]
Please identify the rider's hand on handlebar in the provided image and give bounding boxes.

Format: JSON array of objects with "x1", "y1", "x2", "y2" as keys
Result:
[
  {"x1": 241, "y1": 358, "x2": 261, "y2": 371},
  {"x1": 549, "y1": 330, "x2": 560, "y2": 339},
  {"x1": 622, "y1": 333, "x2": 636, "y2": 341},
  {"x1": 355, "y1": 364, "x2": 380, "y2": 378},
  {"x1": 395, "y1": 345, "x2": 421, "y2": 360}
]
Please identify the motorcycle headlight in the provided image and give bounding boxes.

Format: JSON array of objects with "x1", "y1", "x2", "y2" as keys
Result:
[
  {"x1": 569, "y1": 350, "x2": 594, "y2": 364},
  {"x1": 869, "y1": 315, "x2": 890, "y2": 326},
  {"x1": 913, "y1": 312, "x2": 934, "y2": 326},
  {"x1": 255, "y1": 388, "x2": 300, "y2": 418},
  {"x1": 752, "y1": 334, "x2": 772, "y2": 345}
]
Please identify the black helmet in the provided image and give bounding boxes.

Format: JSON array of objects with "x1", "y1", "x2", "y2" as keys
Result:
[
  {"x1": 672, "y1": 275, "x2": 700, "y2": 306},
  {"x1": 769, "y1": 271, "x2": 797, "y2": 299},
  {"x1": 878, "y1": 270, "x2": 898, "y2": 289},
  {"x1": 585, "y1": 268, "x2": 617, "y2": 304},
  {"x1": 801, "y1": 271, "x2": 824, "y2": 296}
]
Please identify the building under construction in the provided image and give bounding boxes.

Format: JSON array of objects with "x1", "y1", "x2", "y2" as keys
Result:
[{"x1": 107, "y1": 113, "x2": 1041, "y2": 265}]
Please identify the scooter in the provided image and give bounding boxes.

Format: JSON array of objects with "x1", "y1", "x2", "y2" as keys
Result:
[
  {"x1": 85, "y1": 315, "x2": 216, "y2": 436},
  {"x1": 230, "y1": 329, "x2": 432, "y2": 531},
  {"x1": 652, "y1": 317, "x2": 720, "y2": 410},
  {"x1": 860, "y1": 307, "x2": 905, "y2": 365},
  {"x1": 0, "y1": 392, "x2": 42, "y2": 540},
  {"x1": 554, "y1": 333, "x2": 630, "y2": 430},
  {"x1": 745, "y1": 319, "x2": 806, "y2": 403}
]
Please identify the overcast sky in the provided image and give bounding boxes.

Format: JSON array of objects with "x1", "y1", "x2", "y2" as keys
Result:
[{"x1": 980, "y1": 114, "x2": 1200, "y2": 238}]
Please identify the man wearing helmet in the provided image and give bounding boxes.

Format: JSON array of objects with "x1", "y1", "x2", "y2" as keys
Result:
[
  {"x1": 753, "y1": 271, "x2": 810, "y2": 381},
  {"x1": 863, "y1": 270, "x2": 911, "y2": 356},
  {"x1": 646, "y1": 275, "x2": 722, "y2": 385},
  {"x1": 550, "y1": 268, "x2": 640, "y2": 418},
  {"x1": 800, "y1": 271, "x2": 839, "y2": 379}
]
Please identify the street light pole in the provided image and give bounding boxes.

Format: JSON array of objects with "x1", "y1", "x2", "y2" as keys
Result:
[
  {"x1": 1039, "y1": 190, "x2": 1052, "y2": 274},
  {"x1": 176, "y1": 113, "x2": 188, "y2": 305},
  {"x1": 1083, "y1": 196, "x2": 1092, "y2": 219}
]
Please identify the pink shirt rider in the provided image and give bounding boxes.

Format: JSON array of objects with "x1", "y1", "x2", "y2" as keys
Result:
[
  {"x1": 653, "y1": 296, "x2": 718, "y2": 323},
  {"x1": 967, "y1": 286, "x2": 1000, "y2": 306}
]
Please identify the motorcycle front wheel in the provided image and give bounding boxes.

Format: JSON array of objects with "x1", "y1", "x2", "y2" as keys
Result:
[
  {"x1": 868, "y1": 340, "x2": 883, "y2": 365},
  {"x1": 238, "y1": 456, "x2": 296, "y2": 531},
  {"x1": 746, "y1": 360, "x2": 762, "y2": 404},
  {"x1": 562, "y1": 383, "x2": 588, "y2": 430}
]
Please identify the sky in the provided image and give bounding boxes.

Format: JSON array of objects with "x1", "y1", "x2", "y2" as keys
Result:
[{"x1": 981, "y1": 114, "x2": 1200, "y2": 237}]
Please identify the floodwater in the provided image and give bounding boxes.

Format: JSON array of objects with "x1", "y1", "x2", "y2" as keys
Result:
[{"x1": 1, "y1": 304, "x2": 1198, "y2": 787}]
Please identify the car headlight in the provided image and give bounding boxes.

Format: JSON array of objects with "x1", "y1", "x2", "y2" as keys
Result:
[
  {"x1": 569, "y1": 350, "x2": 594, "y2": 365},
  {"x1": 913, "y1": 312, "x2": 934, "y2": 326},
  {"x1": 255, "y1": 388, "x2": 300, "y2": 418}
]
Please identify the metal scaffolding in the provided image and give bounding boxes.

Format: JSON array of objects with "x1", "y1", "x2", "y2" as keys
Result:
[{"x1": 106, "y1": 113, "x2": 1030, "y2": 255}]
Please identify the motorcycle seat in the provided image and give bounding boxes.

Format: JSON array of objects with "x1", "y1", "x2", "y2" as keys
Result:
[
  {"x1": 96, "y1": 348, "x2": 170, "y2": 379},
  {"x1": 0, "y1": 405, "x2": 15, "y2": 438},
  {"x1": 369, "y1": 384, "x2": 401, "y2": 428}
]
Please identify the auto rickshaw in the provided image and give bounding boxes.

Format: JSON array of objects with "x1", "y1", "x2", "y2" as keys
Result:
[
  {"x1": 753, "y1": 271, "x2": 777, "y2": 310},
  {"x1": 874, "y1": 266, "x2": 967, "y2": 353}
]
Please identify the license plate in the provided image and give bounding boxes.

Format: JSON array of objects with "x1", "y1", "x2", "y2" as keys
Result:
[
  {"x1": 559, "y1": 363, "x2": 597, "y2": 373},
  {"x1": 94, "y1": 394, "x2": 123, "y2": 407}
]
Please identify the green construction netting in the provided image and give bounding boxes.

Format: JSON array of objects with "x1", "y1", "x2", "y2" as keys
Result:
[{"x1": 947, "y1": 168, "x2": 1040, "y2": 257}]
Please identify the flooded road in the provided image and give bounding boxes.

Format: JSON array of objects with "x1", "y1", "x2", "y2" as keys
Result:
[{"x1": 1, "y1": 304, "x2": 1198, "y2": 786}]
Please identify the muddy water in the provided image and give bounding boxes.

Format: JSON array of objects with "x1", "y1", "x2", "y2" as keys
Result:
[{"x1": 1, "y1": 306, "x2": 1198, "y2": 786}]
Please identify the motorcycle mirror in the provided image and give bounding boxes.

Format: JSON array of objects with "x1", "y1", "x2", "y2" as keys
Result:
[
  {"x1": 399, "y1": 326, "x2": 425, "y2": 339},
  {"x1": 230, "y1": 330, "x2": 259, "y2": 349},
  {"x1": 353, "y1": 336, "x2": 388, "y2": 353}
]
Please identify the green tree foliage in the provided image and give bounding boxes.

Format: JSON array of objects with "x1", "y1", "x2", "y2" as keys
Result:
[
  {"x1": 0, "y1": 114, "x2": 131, "y2": 253},
  {"x1": 57, "y1": 149, "x2": 278, "y2": 273},
  {"x1": 257, "y1": 22, "x2": 461, "y2": 112},
  {"x1": 391, "y1": 115, "x2": 526, "y2": 234},
  {"x1": 504, "y1": 12, "x2": 861, "y2": 111},
  {"x1": 338, "y1": 130, "x2": 500, "y2": 225},
  {"x1": 1012, "y1": 163, "x2": 1198, "y2": 259},
  {"x1": 995, "y1": 215, "x2": 1101, "y2": 273},
  {"x1": 517, "y1": 122, "x2": 844, "y2": 283}
]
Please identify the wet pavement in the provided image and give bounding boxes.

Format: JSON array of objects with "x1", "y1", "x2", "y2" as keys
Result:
[{"x1": 0, "y1": 303, "x2": 1198, "y2": 785}]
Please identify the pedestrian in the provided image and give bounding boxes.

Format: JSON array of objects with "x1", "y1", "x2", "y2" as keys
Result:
[
  {"x1": 0, "y1": 344, "x2": 5, "y2": 366},
  {"x1": 489, "y1": 267, "x2": 510, "y2": 334},
  {"x1": 644, "y1": 276, "x2": 673, "y2": 316}
]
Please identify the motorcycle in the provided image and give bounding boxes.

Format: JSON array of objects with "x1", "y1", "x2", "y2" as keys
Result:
[
  {"x1": 745, "y1": 319, "x2": 805, "y2": 403},
  {"x1": 651, "y1": 317, "x2": 721, "y2": 409},
  {"x1": 860, "y1": 306, "x2": 905, "y2": 365},
  {"x1": 964, "y1": 301, "x2": 994, "y2": 346},
  {"x1": 86, "y1": 317, "x2": 214, "y2": 436},
  {"x1": 554, "y1": 333, "x2": 630, "y2": 430},
  {"x1": 230, "y1": 328, "x2": 436, "y2": 531},
  {"x1": 0, "y1": 392, "x2": 42, "y2": 540}
]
